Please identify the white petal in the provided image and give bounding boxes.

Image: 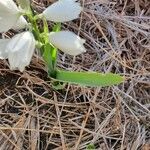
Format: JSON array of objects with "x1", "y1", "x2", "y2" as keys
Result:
[
  {"x1": 0, "y1": 14, "x2": 20, "y2": 32},
  {"x1": 0, "y1": 0, "x2": 19, "y2": 12},
  {"x1": 43, "y1": 0, "x2": 82, "y2": 22},
  {"x1": 49, "y1": 31, "x2": 86, "y2": 56},
  {"x1": 6, "y1": 31, "x2": 35, "y2": 72},
  {"x1": 0, "y1": 0, "x2": 21, "y2": 32},
  {"x1": 0, "y1": 39, "x2": 10, "y2": 59},
  {"x1": 12, "y1": 16, "x2": 28, "y2": 30}
]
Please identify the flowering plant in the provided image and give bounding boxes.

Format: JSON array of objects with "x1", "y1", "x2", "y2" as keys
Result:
[{"x1": 0, "y1": 0, "x2": 124, "y2": 87}]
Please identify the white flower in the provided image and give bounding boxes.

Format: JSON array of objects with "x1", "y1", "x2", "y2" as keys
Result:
[
  {"x1": 0, "y1": 39, "x2": 10, "y2": 59},
  {"x1": 12, "y1": 16, "x2": 28, "y2": 30},
  {"x1": 42, "y1": 0, "x2": 82, "y2": 22},
  {"x1": 49, "y1": 31, "x2": 86, "y2": 56},
  {"x1": 5, "y1": 31, "x2": 35, "y2": 72},
  {"x1": 0, "y1": 0, "x2": 26, "y2": 32}
]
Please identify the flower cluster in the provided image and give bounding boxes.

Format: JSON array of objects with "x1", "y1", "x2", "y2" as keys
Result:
[{"x1": 0, "y1": 0, "x2": 86, "y2": 72}]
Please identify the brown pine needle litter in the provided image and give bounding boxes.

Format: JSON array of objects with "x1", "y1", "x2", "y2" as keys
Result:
[{"x1": 0, "y1": 0, "x2": 150, "y2": 149}]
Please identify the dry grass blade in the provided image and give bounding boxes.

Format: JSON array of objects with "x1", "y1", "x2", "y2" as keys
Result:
[{"x1": 0, "y1": 0, "x2": 150, "y2": 150}]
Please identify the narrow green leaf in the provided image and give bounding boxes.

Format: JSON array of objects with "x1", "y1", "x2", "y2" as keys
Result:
[
  {"x1": 52, "y1": 23, "x2": 61, "y2": 32},
  {"x1": 43, "y1": 44, "x2": 52, "y2": 68},
  {"x1": 55, "y1": 70, "x2": 124, "y2": 87},
  {"x1": 52, "y1": 81, "x2": 66, "y2": 90},
  {"x1": 43, "y1": 43, "x2": 56, "y2": 77},
  {"x1": 49, "y1": 23, "x2": 61, "y2": 69},
  {"x1": 86, "y1": 144, "x2": 95, "y2": 150}
]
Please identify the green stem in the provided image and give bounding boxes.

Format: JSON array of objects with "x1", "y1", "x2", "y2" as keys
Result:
[
  {"x1": 28, "y1": 14, "x2": 41, "y2": 41},
  {"x1": 41, "y1": 17, "x2": 56, "y2": 76},
  {"x1": 50, "y1": 23, "x2": 61, "y2": 70},
  {"x1": 25, "y1": 10, "x2": 57, "y2": 78}
]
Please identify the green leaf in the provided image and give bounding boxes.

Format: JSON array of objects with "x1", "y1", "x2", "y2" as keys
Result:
[
  {"x1": 54, "y1": 70, "x2": 124, "y2": 87},
  {"x1": 52, "y1": 23, "x2": 61, "y2": 32},
  {"x1": 86, "y1": 144, "x2": 95, "y2": 150},
  {"x1": 43, "y1": 43, "x2": 56, "y2": 77},
  {"x1": 43, "y1": 44, "x2": 51, "y2": 64},
  {"x1": 52, "y1": 81, "x2": 66, "y2": 90},
  {"x1": 48, "y1": 23, "x2": 61, "y2": 69}
]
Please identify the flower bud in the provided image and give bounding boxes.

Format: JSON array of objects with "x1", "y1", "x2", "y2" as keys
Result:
[
  {"x1": 42, "y1": 0, "x2": 82, "y2": 22},
  {"x1": 6, "y1": 31, "x2": 35, "y2": 72},
  {"x1": 49, "y1": 31, "x2": 86, "y2": 56},
  {"x1": 0, "y1": 0, "x2": 22, "y2": 32}
]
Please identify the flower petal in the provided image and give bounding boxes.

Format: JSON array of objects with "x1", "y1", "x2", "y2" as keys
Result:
[
  {"x1": 0, "y1": 39, "x2": 10, "y2": 59},
  {"x1": 0, "y1": 0, "x2": 21, "y2": 32},
  {"x1": 6, "y1": 31, "x2": 36, "y2": 72},
  {"x1": 0, "y1": 0, "x2": 19, "y2": 12},
  {"x1": 12, "y1": 16, "x2": 28, "y2": 30},
  {"x1": 49, "y1": 31, "x2": 86, "y2": 56},
  {"x1": 43, "y1": 0, "x2": 82, "y2": 22}
]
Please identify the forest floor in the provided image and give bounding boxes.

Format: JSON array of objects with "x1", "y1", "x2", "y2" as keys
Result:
[{"x1": 0, "y1": 0, "x2": 150, "y2": 149}]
